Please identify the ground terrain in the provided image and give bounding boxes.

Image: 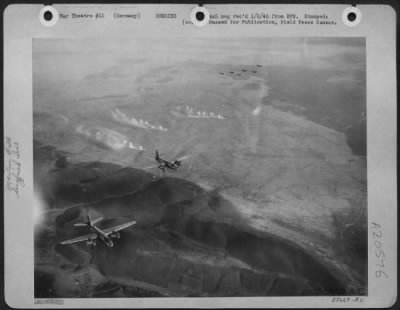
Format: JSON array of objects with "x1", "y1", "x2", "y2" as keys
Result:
[{"x1": 33, "y1": 38, "x2": 367, "y2": 297}]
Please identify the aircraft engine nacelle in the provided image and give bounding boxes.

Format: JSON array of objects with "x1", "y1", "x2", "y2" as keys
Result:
[
  {"x1": 86, "y1": 239, "x2": 96, "y2": 246},
  {"x1": 110, "y1": 231, "x2": 120, "y2": 239}
]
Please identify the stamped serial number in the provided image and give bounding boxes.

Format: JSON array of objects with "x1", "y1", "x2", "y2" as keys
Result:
[
  {"x1": 372, "y1": 222, "x2": 388, "y2": 279},
  {"x1": 332, "y1": 297, "x2": 365, "y2": 303}
]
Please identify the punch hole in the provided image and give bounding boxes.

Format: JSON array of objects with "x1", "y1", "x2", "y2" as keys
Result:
[
  {"x1": 347, "y1": 12, "x2": 356, "y2": 22},
  {"x1": 39, "y1": 5, "x2": 59, "y2": 27},
  {"x1": 190, "y1": 6, "x2": 210, "y2": 27},
  {"x1": 342, "y1": 6, "x2": 362, "y2": 27},
  {"x1": 44, "y1": 10, "x2": 53, "y2": 21},
  {"x1": 196, "y1": 11, "x2": 205, "y2": 22}
]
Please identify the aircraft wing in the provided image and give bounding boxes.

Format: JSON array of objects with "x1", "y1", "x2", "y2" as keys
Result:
[
  {"x1": 103, "y1": 220, "x2": 137, "y2": 235},
  {"x1": 59, "y1": 233, "x2": 97, "y2": 245},
  {"x1": 143, "y1": 165, "x2": 158, "y2": 169}
]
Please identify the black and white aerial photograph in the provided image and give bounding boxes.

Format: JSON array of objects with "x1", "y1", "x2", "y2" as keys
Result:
[{"x1": 33, "y1": 37, "x2": 367, "y2": 298}]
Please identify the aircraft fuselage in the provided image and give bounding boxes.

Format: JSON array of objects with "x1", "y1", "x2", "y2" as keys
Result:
[
  {"x1": 156, "y1": 158, "x2": 179, "y2": 170},
  {"x1": 90, "y1": 224, "x2": 114, "y2": 247}
]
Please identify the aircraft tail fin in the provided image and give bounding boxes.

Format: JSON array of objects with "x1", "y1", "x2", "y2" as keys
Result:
[
  {"x1": 74, "y1": 214, "x2": 103, "y2": 227},
  {"x1": 87, "y1": 213, "x2": 103, "y2": 226},
  {"x1": 155, "y1": 149, "x2": 160, "y2": 160},
  {"x1": 91, "y1": 216, "x2": 103, "y2": 225}
]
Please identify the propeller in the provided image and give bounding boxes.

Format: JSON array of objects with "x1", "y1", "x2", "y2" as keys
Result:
[{"x1": 176, "y1": 154, "x2": 191, "y2": 162}]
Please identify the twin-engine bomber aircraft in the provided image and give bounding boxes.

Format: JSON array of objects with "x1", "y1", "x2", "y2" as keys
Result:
[
  {"x1": 59, "y1": 215, "x2": 136, "y2": 247},
  {"x1": 145, "y1": 150, "x2": 190, "y2": 175}
]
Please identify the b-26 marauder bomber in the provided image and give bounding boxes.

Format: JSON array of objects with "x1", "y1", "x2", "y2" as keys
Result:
[
  {"x1": 60, "y1": 214, "x2": 136, "y2": 247},
  {"x1": 144, "y1": 149, "x2": 190, "y2": 175}
]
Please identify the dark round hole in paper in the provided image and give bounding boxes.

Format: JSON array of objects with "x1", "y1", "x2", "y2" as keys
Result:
[
  {"x1": 196, "y1": 11, "x2": 205, "y2": 21},
  {"x1": 43, "y1": 10, "x2": 53, "y2": 21},
  {"x1": 347, "y1": 12, "x2": 357, "y2": 22}
]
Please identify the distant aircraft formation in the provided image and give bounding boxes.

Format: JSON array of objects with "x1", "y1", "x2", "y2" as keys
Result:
[
  {"x1": 60, "y1": 213, "x2": 136, "y2": 247},
  {"x1": 219, "y1": 64, "x2": 262, "y2": 77}
]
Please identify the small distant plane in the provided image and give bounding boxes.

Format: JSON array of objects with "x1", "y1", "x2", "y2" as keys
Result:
[
  {"x1": 219, "y1": 72, "x2": 224, "y2": 75},
  {"x1": 241, "y1": 69, "x2": 247, "y2": 72},
  {"x1": 59, "y1": 214, "x2": 136, "y2": 247},
  {"x1": 145, "y1": 150, "x2": 190, "y2": 175},
  {"x1": 256, "y1": 64, "x2": 262, "y2": 67},
  {"x1": 229, "y1": 71, "x2": 234, "y2": 74}
]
